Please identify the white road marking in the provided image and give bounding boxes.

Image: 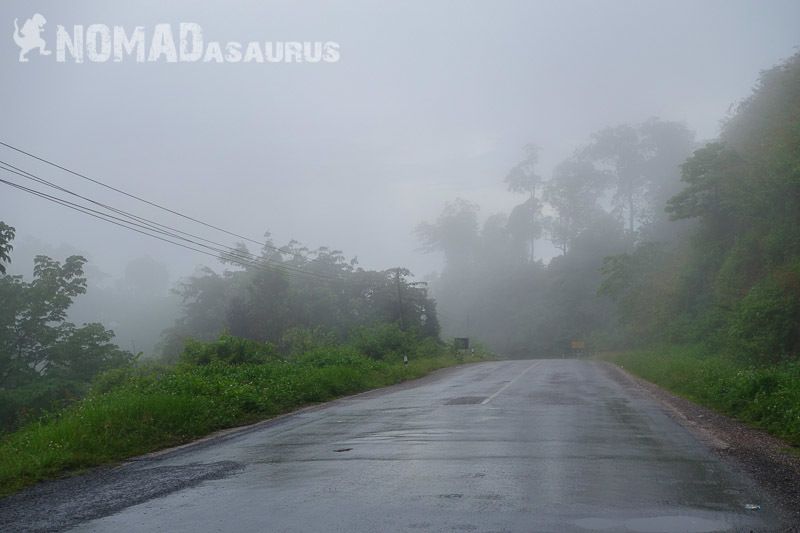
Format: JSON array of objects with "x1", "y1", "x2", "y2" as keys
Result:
[{"x1": 481, "y1": 360, "x2": 542, "y2": 405}]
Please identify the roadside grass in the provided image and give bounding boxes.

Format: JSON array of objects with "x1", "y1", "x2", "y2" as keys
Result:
[
  {"x1": 607, "y1": 345, "x2": 800, "y2": 445},
  {"x1": 0, "y1": 351, "x2": 483, "y2": 498}
]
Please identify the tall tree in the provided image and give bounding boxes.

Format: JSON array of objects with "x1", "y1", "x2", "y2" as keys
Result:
[
  {"x1": 580, "y1": 119, "x2": 694, "y2": 239},
  {"x1": 416, "y1": 199, "x2": 480, "y2": 274},
  {"x1": 0, "y1": 222, "x2": 14, "y2": 275},
  {"x1": 162, "y1": 233, "x2": 441, "y2": 358},
  {"x1": 505, "y1": 144, "x2": 543, "y2": 261},
  {"x1": 543, "y1": 156, "x2": 607, "y2": 255}
]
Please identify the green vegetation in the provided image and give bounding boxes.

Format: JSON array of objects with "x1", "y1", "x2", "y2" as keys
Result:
[
  {"x1": 3, "y1": 43, "x2": 798, "y2": 501},
  {"x1": 420, "y1": 52, "x2": 800, "y2": 445},
  {"x1": 599, "y1": 54, "x2": 800, "y2": 437},
  {"x1": 0, "y1": 331, "x2": 489, "y2": 497},
  {"x1": 0, "y1": 210, "x2": 471, "y2": 497},
  {"x1": 422, "y1": 52, "x2": 800, "y2": 361},
  {"x1": 159, "y1": 243, "x2": 440, "y2": 360},
  {"x1": 0, "y1": 208, "x2": 445, "y2": 434},
  {"x1": 602, "y1": 53, "x2": 800, "y2": 358},
  {"x1": 0, "y1": 223, "x2": 135, "y2": 433},
  {"x1": 418, "y1": 119, "x2": 695, "y2": 356},
  {"x1": 613, "y1": 346, "x2": 800, "y2": 445}
]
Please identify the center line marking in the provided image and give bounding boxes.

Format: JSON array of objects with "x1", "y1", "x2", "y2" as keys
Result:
[{"x1": 481, "y1": 361, "x2": 542, "y2": 405}]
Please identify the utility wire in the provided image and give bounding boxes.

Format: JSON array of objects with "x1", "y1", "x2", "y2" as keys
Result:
[
  {"x1": 0, "y1": 170, "x2": 322, "y2": 282},
  {"x1": 0, "y1": 179, "x2": 332, "y2": 287},
  {"x1": 1, "y1": 176, "x2": 272, "y2": 275},
  {"x1": 0, "y1": 160, "x2": 245, "y2": 252},
  {"x1": 0, "y1": 177, "x2": 255, "y2": 269},
  {"x1": 0, "y1": 140, "x2": 311, "y2": 261},
  {"x1": 0, "y1": 160, "x2": 338, "y2": 282},
  {"x1": 0, "y1": 175, "x2": 343, "y2": 284}
]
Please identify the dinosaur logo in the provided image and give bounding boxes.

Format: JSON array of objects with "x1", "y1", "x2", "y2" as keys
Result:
[
  {"x1": 13, "y1": 13, "x2": 51, "y2": 62},
  {"x1": 9, "y1": 15, "x2": 340, "y2": 64}
]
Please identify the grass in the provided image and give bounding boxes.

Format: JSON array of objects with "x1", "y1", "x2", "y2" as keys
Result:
[
  {"x1": 607, "y1": 345, "x2": 800, "y2": 445},
  {"x1": 0, "y1": 350, "x2": 484, "y2": 497}
]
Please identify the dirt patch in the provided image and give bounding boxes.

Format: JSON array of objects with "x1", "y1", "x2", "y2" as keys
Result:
[{"x1": 604, "y1": 362, "x2": 800, "y2": 531}]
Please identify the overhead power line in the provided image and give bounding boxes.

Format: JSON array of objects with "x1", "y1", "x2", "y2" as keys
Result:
[
  {"x1": 0, "y1": 177, "x2": 265, "y2": 270},
  {"x1": 0, "y1": 140, "x2": 310, "y2": 261},
  {"x1": 0, "y1": 176, "x2": 346, "y2": 285},
  {"x1": 0, "y1": 172, "x2": 344, "y2": 284},
  {"x1": 0, "y1": 160, "x2": 337, "y2": 282}
]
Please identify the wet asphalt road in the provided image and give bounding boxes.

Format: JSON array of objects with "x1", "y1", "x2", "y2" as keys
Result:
[{"x1": 42, "y1": 361, "x2": 788, "y2": 531}]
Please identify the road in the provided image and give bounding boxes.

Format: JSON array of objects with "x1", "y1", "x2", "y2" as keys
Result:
[{"x1": 6, "y1": 360, "x2": 789, "y2": 532}]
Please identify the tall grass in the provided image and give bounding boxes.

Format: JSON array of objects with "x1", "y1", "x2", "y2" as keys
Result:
[
  {"x1": 612, "y1": 346, "x2": 800, "y2": 445},
  {"x1": 0, "y1": 351, "x2": 480, "y2": 497}
]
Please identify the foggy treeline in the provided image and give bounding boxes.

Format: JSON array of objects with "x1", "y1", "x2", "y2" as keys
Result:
[
  {"x1": 158, "y1": 237, "x2": 440, "y2": 360},
  {"x1": 4, "y1": 238, "x2": 180, "y2": 357},
  {"x1": 418, "y1": 116, "x2": 694, "y2": 357},
  {"x1": 2, "y1": 49, "x2": 799, "y2": 435},
  {"x1": 0, "y1": 226, "x2": 442, "y2": 431},
  {"x1": 422, "y1": 52, "x2": 800, "y2": 362}
]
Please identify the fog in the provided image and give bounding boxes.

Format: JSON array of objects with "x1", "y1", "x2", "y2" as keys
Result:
[{"x1": 1, "y1": 1, "x2": 798, "y2": 356}]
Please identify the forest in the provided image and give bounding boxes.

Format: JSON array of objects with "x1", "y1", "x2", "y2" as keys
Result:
[
  {"x1": 0, "y1": 51, "x2": 798, "y2": 495},
  {"x1": 0, "y1": 223, "x2": 475, "y2": 495},
  {"x1": 418, "y1": 117, "x2": 695, "y2": 357},
  {"x1": 0, "y1": 226, "x2": 445, "y2": 432},
  {"x1": 422, "y1": 51, "x2": 800, "y2": 367}
]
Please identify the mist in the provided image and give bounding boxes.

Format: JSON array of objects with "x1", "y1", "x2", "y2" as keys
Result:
[
  {"x1": 4, "y1": 3, "x2": 800, "y2": 526},
  {"x1": 2, "y1": 0, "x2": 796, "y2": 272},
  {"x1": 1, "y1": 1, "x2": 795, "y2": 359},
  {"x1": 0, "y1": 0, "x2": 796, "y2": 369}
]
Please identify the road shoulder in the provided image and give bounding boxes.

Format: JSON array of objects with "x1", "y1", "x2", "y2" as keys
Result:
[
  {"x1": 0, "y1": 362, "x2": 488, "y2": 532},
  {"x1": 604, "y1": 361, "x2": 800, "y2": 528}
]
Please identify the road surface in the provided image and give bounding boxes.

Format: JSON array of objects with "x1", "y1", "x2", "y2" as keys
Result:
[{"x1": 5, "y1": 360, "x2": 789, "y2": 532}]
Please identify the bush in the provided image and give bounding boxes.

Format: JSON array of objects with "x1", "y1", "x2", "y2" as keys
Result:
[
  {"x1": 348, "y1": 323, "x2": 423, "y2": 360},
  {"x1": 293, "y1": 345, "x2": 371, "y2": 368},
  {"x1": 180, "y1": 334, "x2": 279, "y2": 365},
  {"x1": 0, "y1": 378, "x2": 88, "y2": 433},
  {"x1": 278, "y1": 326, "x2": 339, "y2": 358},
  {"x1": 613, "y1": 346, "x2": 800, "y2": 444},
  {"x1": 727, "y1": 274, "x2": 800, "y2": 361},
  {"x1": 0, "y1": 331, "x2": 491, "y2": 496}
]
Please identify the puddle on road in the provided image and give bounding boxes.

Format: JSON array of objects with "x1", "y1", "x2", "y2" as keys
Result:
[
  {"x1": 574, "y1": 515, "x2": 729, "y2": 532},
  {"x1": 445, "y1": 396, "x2": 487, "y2": 405}
]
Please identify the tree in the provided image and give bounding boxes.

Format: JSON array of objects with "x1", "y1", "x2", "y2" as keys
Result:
[
  {"x1": 161, "y1": 232, "x2": 442, "y2": 359},
  {"x1": 580, "y1": 119, "x2": 694, "y2": 239},
  {"x1": 0, "y1": 223, "x2": 132, "y2": 386},
  {"x1": 581, "y1": 124, "x2": 644, "y2": 236},
  {"x1": 600, "y1": 53, "x2": 800, "y2": 356},
  {"x1": 505, "y1": 144, "x2": 542, "y2": 196},
  {"x1": 505, "y1": 144, "x2": 544, "y2": 261},
  {"x1": 507, "y1": 197, "x2": 543, "y2": 259},
  {"x1": 666, "y1": 143, "x2": 748, "y2": 231},
  {"x1": 544, "y1": 156, "x2": 607, "y2": 255},
  {"x1": 0, "y1": 222, "x2": 14, "y2": 275},
  {"x1": 416, "y1": 199, "x2": 480, "y2": 274},
  {"x1": 231, "y1": 267, "x2": 290, "y2": 342},
  {"x1": 370, "y1": 268, "x2": 439, "y2": 336},
  {"x1": 47, "y1": 322, "x2": 133, "y2": 380},
  {"x1": 479, "y1": 214, "x2": 521, "y2": 268}
]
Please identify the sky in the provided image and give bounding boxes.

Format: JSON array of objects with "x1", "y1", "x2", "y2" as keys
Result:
[{"x1": 1, "y1": 0, "x2": 798, "y2": 284}]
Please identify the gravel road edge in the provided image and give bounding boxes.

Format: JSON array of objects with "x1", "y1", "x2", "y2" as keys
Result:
[{"x1": 604, "y1": 361, "x2": 800, "y2": 531}]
